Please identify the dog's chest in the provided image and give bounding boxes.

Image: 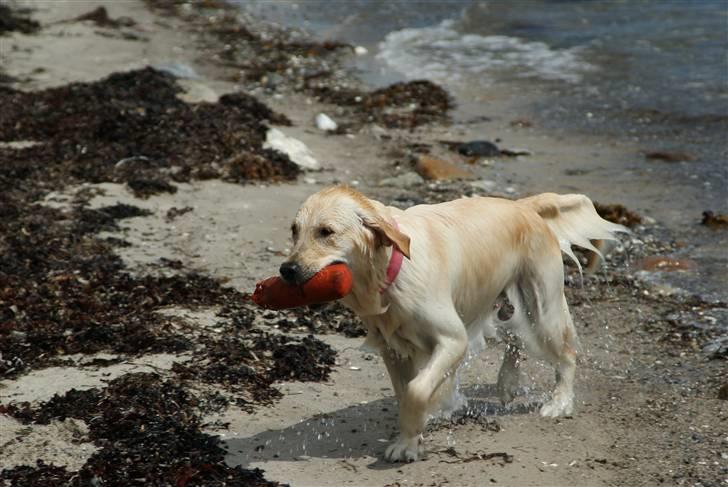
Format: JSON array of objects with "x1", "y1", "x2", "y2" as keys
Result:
[
  {"x1": 362, "y1": 314, "x2": 421, "y2": 359},
  {"x1": 383, "y1": 329, "x2": 418, "y2": 358}
]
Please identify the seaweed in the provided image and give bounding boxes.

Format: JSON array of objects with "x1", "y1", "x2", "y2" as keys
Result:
[
  {"x1": 0, "y1": 3, "x2": 40, "y2": 35},
  {"x1": 593, "y1": 202, "x2": 643, "y2": 227},
  {"x1": 143, "y1": 0, "x2": 349, "y2": 87},
  {"x1": 1, "y1": 373, "x2": 283, "y2": 486},
  {"x1": 172, "y1": 329, "x2": 337, "y2": 410},
  {"x1": 311, "y1": 80, "x2": 453, "y2": 129},
  {"x1": 0, "y1": 68, "x2": 298, "y2": 200},
  {"x1": 0, "y1": 194, "x2": 246, "y2": 378}
]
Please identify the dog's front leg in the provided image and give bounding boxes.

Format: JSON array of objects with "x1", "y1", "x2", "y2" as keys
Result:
[{"x1": 384, "y1": 324, "x2": 467, "y2": 462}]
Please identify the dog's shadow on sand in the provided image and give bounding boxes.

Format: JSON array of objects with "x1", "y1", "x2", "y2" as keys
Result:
[{"x1": 223, "y1": 384, "x2": 540, "y2": 470}]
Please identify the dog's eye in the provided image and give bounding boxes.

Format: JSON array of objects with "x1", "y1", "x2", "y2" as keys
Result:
[
  {"x1": 291, "y1": 224, "x2": 299, "y2": 240},
  {"x1": 317, "y1": 226, "x2": 335, "y2": 238}
]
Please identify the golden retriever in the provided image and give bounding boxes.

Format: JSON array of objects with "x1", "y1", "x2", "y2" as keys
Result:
[{"x1": 280, "y1": 186, "x2": 625, "y2": 462}]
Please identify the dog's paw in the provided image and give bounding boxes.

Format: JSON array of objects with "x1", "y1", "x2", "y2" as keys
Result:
[
  {"x1": 384, "y1": 435, "x2": 423, "y2": 463},
  {"x1": 539, "y1": 393, "x2": 574, "y2": 418}
]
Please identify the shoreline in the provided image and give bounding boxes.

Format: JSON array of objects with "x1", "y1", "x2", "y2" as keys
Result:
[
  {"x1": 1, "y1": 1, "x2": 726, "y2": 486},
  {"x1": 237, "y1": 0, "x2": 728, "y2": 304}
]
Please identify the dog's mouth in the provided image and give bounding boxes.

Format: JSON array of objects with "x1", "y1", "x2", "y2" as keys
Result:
[
  {"x1": 285, "y1": 260, "x2": 347, "y2": 286},
  {"x1": 300, "y1": 261, "x2": 344, "y2": 284},
  {"x1": 297, "y1": 260, "x2": 347, "y2": 285}
]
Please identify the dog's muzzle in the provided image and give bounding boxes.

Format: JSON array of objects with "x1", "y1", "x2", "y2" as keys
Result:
[{"x1": 279, "y1": 261, "x2": 302, "y2": 285}]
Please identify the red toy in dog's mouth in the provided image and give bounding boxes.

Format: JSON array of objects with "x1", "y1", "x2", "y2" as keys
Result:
[{"x1": 251, "y1": 263, "x2": 353, "y2": 309}]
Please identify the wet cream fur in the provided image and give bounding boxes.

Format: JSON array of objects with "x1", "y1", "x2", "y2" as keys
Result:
[{"x1": 284, "y1": 186, "x2": 626, "y2": 462}]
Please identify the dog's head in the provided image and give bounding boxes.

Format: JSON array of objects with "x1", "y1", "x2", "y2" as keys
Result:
[{"x1": 280, "y1": 186, "x2": 410, "y2": 285}]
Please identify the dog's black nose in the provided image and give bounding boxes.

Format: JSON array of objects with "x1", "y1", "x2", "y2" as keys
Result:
[{"x1": 279, "y1": 261, "x2": 301, "y2": 284}]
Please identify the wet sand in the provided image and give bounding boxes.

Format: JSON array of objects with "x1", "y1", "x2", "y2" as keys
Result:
[{"x1": 0, "y1": 1, "x2": 726, "y2": 486}]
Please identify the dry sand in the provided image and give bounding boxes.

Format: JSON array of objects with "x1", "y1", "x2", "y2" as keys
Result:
[{"x1": 1, "y1": 1, "x2": 725, "y2": 486}]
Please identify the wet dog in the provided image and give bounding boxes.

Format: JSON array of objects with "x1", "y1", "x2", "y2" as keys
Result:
[{"x1": 281, "y1": 186, "x2": 625, "y2": 462}]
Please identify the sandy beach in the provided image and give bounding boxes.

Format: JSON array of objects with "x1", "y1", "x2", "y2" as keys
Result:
[{"x1": 0, "y1": 1, "x2": 726, "y2": 486}]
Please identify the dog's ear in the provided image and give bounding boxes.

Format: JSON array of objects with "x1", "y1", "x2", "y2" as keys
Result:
[{"x1": 359, "y1": 213, "x2": 411, "y2": 259}]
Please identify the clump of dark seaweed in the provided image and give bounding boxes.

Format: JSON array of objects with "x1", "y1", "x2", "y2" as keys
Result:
[
  {"x1": 172, "y1": 328, "x2": 337, "y2": 411},
  {"x1": 74, "y1": 203, "x2": 152, "y2": 234},
  {"x1": 593, "y1": 202, "x2": 643, "y2": 227},
  {"x1": 216, "y1": 292, "x2": 365, "y2": 337},
  {"x1": 0, "y1": 68, "x2": 299, "y2": 200},
  {"x1": 0, "y1": 193, "x2": 248, "y2": 378},
  {"x1": 0, "y1": 461, "x2": 73, "y2": 486},
  {"x1": 266, "y1": 334, "x2": 337, "y2": 381},
  {"x1": 1, "y1": 373, "x2": 283, "y2": 486},
  {"x1": 143, "y1": 1, "x2": 349, "y2": 86},
  {"x1": 0, "y1": 3, "x2": 40, "y2": 35},
  {"x1": 311, "y1": 80, "x2": 453, "y2": 129},
  {"x1": 141, "y1": 1, "x2": 451, "y2": 131}
]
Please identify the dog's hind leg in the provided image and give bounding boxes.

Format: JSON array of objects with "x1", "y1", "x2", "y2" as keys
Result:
[
  {"x1": 512, "y1": 257, "x2": 578, "y2": 418},
  {"x1": 538, "y1": 293, "x2": 577, "y2": 417}
]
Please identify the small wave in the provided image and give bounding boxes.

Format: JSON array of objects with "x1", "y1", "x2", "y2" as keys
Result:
[{"x1": 376, "y1": 19, "x2": 594, "y2": 85}]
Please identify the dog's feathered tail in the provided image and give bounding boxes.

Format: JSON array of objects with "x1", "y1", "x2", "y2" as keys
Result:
[{"x1": 518, "y1": 193, "x2": 629, "y2": 273}]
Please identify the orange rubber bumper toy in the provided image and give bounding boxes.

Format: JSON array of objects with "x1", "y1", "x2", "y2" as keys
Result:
[{"x1": 251, "y1": 263, "x2": 353, "y2": 309}]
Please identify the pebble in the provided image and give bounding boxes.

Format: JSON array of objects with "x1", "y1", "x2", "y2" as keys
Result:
[
  {"x1": 645, "y1": 151, "x2": 694, "y2": 162},
  {"x1": 635, "y1": 255, "x2": 698, "y2": 272},
  {"x1": 315, "y1": 113, "x2": 338, "y2": 132},
  {"x1": 701, "y1": 210, "x2": 728, "y2": 228},
  {"x1": 153, "y1": 62, "x2": 199, "y2": 79},
  {"x1": 263, "y1": 128, "x2": 321, "y2": 171},
  {"x1": 378, "y1": 172, "x2": 425, "y2": 188},
  {"x1": 415, "y1": 155, "x2": 474, "y2": 181},
  {"x1": 702, "y1": 337, "x2": 727, "y2": 359},
  {"x1": 469, "y1": 180, "x2": 497, "y2": 192},
  {"x1": 456, "y1": 140, "x2": 501, "y2": 157}
]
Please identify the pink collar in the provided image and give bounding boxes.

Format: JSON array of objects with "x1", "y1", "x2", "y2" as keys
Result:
[{"x1": 380, "y1": 221, "x2": 404, "y2": 294}]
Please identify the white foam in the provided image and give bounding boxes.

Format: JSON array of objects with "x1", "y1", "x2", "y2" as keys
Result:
[{"x1": 376, "y1": 20, "x2": 594, "y2": 85}]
